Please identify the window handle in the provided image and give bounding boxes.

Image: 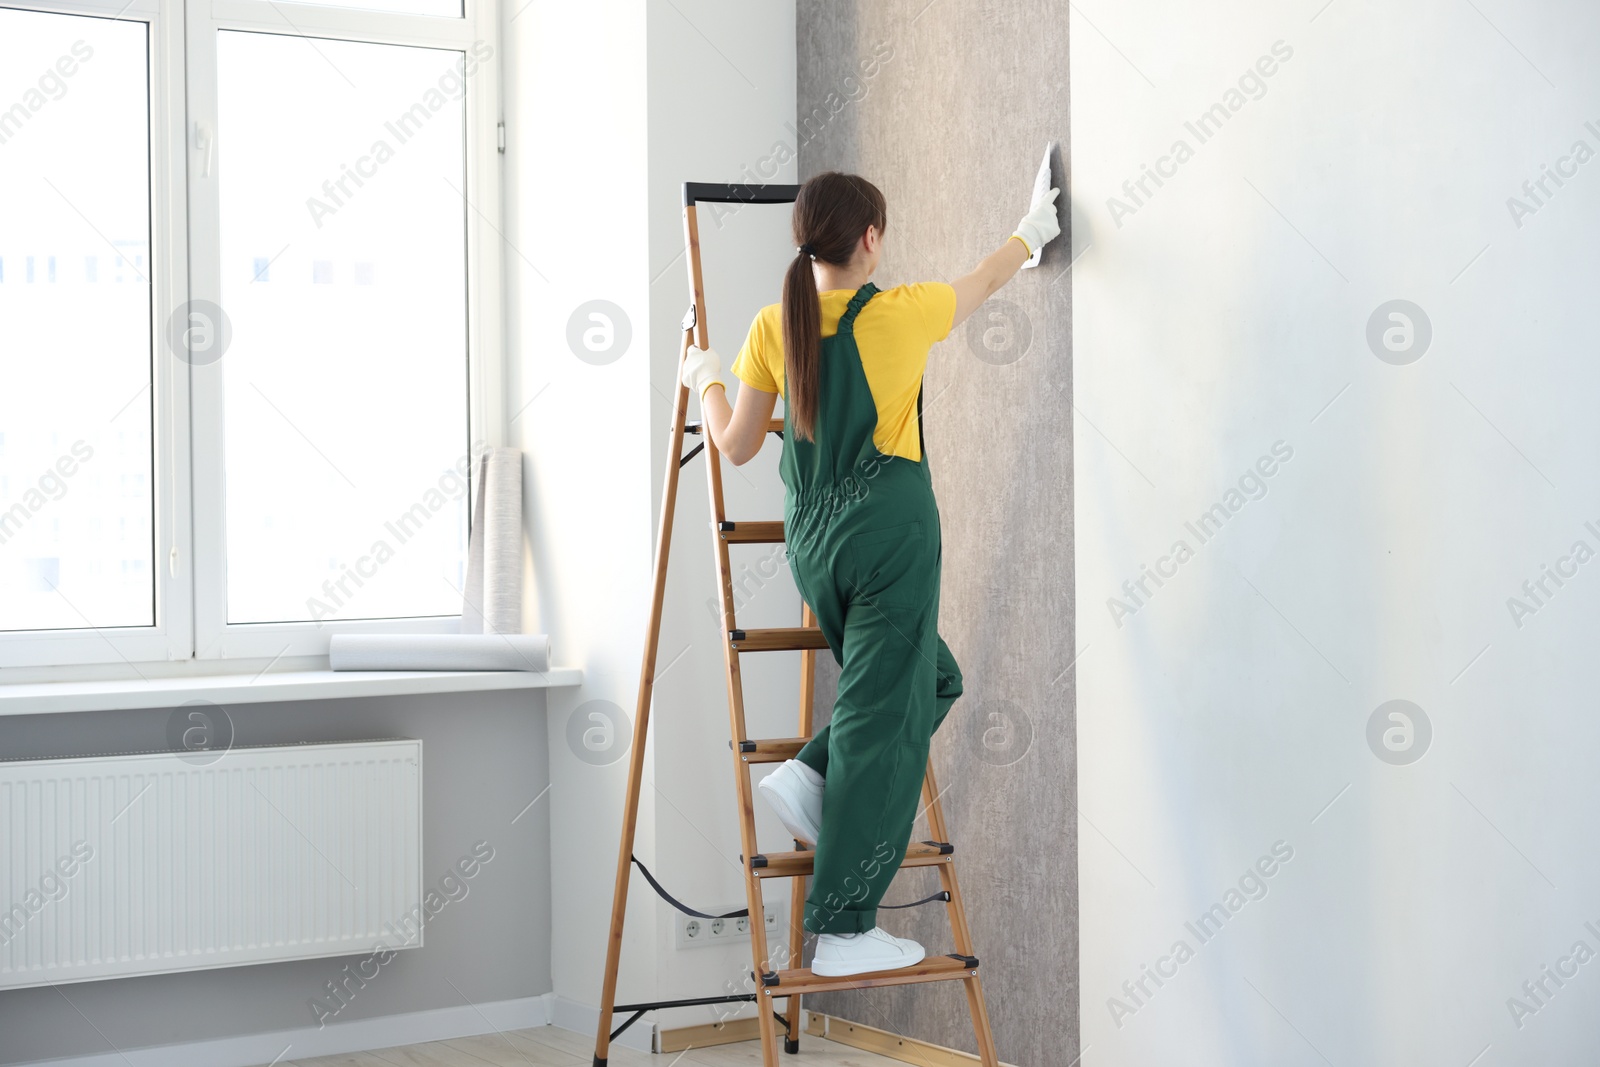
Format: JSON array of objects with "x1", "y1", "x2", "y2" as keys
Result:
[{"x1": 195, "y1": 120, "x2": 214, "y2": 178}]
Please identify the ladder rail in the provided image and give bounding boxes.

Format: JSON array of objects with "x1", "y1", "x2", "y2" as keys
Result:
[
  {"x1": 924, "y1": 763, "x2": 1002, "y2": 1066},
  {"x1": 693, "y1": 194, "x2": 789, "y2": 1061},
  {"x1": 786, "y1": 601, "x2": 817, "y2": 1046},
  {"x1": 591, "y1": 324, "x2": 695, "y2": 1066}
]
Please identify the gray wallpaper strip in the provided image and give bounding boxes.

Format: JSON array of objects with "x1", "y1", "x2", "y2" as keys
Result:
[{"x1": 797, "y1": 3, "x2": 1075, "y2": 1065}]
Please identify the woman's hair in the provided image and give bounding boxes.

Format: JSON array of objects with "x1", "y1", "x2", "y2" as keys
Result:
[{"x1": 782, "y1": 172, "x2": 887, "y2": 441}]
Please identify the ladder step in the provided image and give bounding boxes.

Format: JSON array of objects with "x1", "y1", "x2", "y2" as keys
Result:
[
  {"x1": 686, "y1": 418, "x2": 784, "y2": 436},
  {"x1": 729, "y1": 627, "x2": 829, "y2": 652},
  {"x1": 748, "y1": 841, "x2": 954, "y2": 879},
  {"x1": 733, "y1": 737, "x2": 809, "y2": 763},
  {"x1": 718, "y1": 520, "x2": 784, "y2": 543},
  {"x1": 759, "y1": 953, "x2": 979, "y2": 997}
]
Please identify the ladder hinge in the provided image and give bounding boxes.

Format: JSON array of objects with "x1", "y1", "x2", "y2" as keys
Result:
[
  {"x1": 761, "y1": 971, "x2": 780, "y2": 987},
  {"x1": 738, "y1": 740, "x2": 758, "y2": 753},
  {"x1": 947, "y1": 953, "x2": 979, "y2": 969},
  {"x1": 924, "y1": 840, "x2": 955, "y2": 855},
  {"x1": 749, "y1": 854, "x2": 768, "y2": 869},
  {"x1": 719, "y1": 521, "x2": 736, "y2": 531},
  {"x1": 728, "y1": 629, "x2": 746, "y2": 643},
  {"x1": 496, "y1": 121, "x2": 506, "y2": 153}
]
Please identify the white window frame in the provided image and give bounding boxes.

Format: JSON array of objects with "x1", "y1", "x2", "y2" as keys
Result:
[
  {"x1": 0, "y1": 0, "x2": 503, "y2": 669},
  {"x1": 0, "y1": 0, "x2": 192, "y2": 669}
]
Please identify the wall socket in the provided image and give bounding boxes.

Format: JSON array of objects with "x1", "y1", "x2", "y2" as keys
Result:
[{"x1": 675, "y1": 901, "x2": 786, "y2": 950}]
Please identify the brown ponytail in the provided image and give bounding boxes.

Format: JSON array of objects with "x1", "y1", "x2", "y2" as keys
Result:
[{"x1": 782, "y1": 172, "x2": 887, "y2": 441}]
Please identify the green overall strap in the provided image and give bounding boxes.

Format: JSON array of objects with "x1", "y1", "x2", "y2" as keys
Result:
[{"x1": 778, "y1": 282, "x2": 880, "y2": 500}]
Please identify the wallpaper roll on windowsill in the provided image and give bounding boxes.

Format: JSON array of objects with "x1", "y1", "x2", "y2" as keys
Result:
[
  {"x1": 462, "y1": 447, "x2": 524, "y2": 635},
  {"x1": 329, "y1": 633, "x2": 551, "y2": 672}
]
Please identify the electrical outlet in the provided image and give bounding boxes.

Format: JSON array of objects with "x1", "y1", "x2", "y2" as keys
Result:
[{"x1": 676, "y1": 901, "x2": 787, "y2": 949}]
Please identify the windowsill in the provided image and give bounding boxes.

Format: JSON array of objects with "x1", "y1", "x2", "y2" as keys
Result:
[{"x1": 0, "y1": 666, "x2": 584, "y2": 716}]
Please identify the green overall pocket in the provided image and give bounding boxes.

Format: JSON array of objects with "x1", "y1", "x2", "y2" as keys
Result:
[{"x1": 844, "y1": 520, "x2": 926, "y2": 609}]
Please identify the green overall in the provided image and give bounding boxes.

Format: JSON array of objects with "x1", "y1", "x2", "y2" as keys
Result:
[{"x1": 781, "y1": 282, "x2": 964, "y2": 936}]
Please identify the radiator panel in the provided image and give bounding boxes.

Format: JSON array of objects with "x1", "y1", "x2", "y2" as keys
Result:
[{"x1": 0, "y1": 739, "x2": 422, "y2": 988}]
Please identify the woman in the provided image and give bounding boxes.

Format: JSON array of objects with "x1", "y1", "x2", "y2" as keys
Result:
[{"x1": 679, "y1": 171, "x2": 1060, "y2": 977}]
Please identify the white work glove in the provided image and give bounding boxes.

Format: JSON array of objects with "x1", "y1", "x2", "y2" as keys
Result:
[
  {"x1": 1012, "y1": 187, "x2": 1062, "y2": 259},
  {"x1": 680, "y1": 344, "x2": 725, "y2": 400}
]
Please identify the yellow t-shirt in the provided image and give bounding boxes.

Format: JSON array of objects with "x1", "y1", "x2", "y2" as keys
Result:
[{"x1": 729, "y1": 283, "x2": 957, "y2": 462}]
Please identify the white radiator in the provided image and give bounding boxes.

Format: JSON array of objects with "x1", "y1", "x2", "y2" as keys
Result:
[{"x1": 0, "y1": 738, "x2": 421, "y2": 989}]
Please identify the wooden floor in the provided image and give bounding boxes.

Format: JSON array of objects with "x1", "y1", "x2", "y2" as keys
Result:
[{"x1": 261, "y1": 1024, "x2": 905, "y2": 1067}]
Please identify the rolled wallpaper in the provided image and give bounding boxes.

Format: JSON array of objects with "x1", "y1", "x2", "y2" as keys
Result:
[
  {"x1": 462, "y1": 447, "x2": 523, "y2": 635},
  {"x1": 329, "y1": 633, "x2": 551, "y2": 672}
]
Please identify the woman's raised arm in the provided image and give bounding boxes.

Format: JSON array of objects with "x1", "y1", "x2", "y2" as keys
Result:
[{"x1": 950, "y1": 186, "x2": 1062, "y2": 328}]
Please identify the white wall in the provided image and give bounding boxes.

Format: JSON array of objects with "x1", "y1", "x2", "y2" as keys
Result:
[
  {"x1": 502, "y1": 0, "x2": 656, "y2": 1014},
  {"x1": 1072, "y1": 0, "x2": 1600, "y2": 1062},
  {"x1": 505, "y1": 0, "x2": 797, "y2": 1028},
  {"x1": 645, "y1": 0, "x2": 800, "y2": 1029}
]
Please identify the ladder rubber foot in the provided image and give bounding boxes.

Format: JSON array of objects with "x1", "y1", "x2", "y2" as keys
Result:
[
  {"x1": 785, "y1": 1038, "x2": 800, "y2": 1054},
  {"x1": 593, "y1": 1058, "x2": 606, "y2": 1067}
]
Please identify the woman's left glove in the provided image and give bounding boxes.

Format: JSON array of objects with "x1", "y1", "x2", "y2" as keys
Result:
[
  {"x1": 1012, "y1": 187, "x2": 1062, "y2": 257},
  {"x1": 681, "y1": 344, "x2": 726, "y2": 399}
]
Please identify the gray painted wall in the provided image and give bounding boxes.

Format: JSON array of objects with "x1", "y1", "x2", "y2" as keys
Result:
[
  {"x1": 797, "y1": 4, "x2": 1074, "y2": 1066},
  {"x1": 0, "y1": 691, "x2": 552, "y2": 1065}
]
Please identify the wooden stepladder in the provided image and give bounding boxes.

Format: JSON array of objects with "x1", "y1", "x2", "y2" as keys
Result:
[{"x1": 590, "y1": 182, "x2": 1000, "y2": 1067}]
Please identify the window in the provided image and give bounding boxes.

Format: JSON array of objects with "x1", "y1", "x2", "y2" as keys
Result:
[
  {"x1": 0, "y1": 0, "x2": 501, "y2": 668},
  {"x1": 213, "y1": 32, "x2": 471, "y2": 626},
  {"x1": 0, "y1": 9, "x2": 154, "y2": 636}
]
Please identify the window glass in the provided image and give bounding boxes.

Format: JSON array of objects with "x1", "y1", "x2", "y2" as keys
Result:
[
  {"x1": 216, "y1": 31, "x2": 472, "y2": 624},
  {"x1": 0, "y1": 10, "x2": 154, "y2": 632}
]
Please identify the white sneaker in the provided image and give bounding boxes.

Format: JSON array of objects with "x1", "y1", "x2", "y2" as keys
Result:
[
  {"x1": 757, "y1": 759, "x2": 824, "y2": 845},
  {"x1": 812, "y1": 927, "x2": 926, "y2": 977}
]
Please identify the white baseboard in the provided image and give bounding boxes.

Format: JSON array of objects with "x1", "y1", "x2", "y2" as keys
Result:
[
  {"x1": 14, "y1": 994, "x2": 555, "y2": 1067},
  {"x1": 16, "y1": 990, "x2": 660, "y2": 1067},
  {"x1": 545, "y1": 992, "x2": 658, "y2": 1054}
]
